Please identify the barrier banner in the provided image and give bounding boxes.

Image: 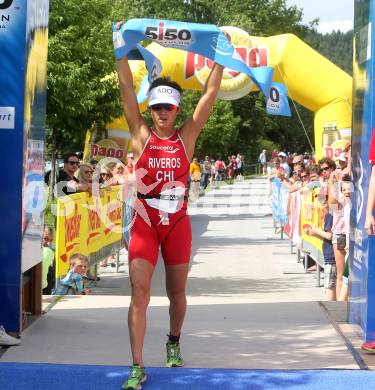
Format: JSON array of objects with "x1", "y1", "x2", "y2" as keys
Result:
[
  {"x1": 86, "y1": 195, "x2": 105, "y2": 254},
  {"x1": 55, "y1": 187, "x2": 123, "y2": 278},
  {"x1": 55, "y1": 193, "x2": 89, "y2": 278},
  {"x1": 300, "y1": 188, "x2": 325, "y2": 262},
  {"x1": 284, "y1": 191, "x2": 301, "y2": 246},
  {"x1": 102, "y1": 187, "x2": 123, "y2": 246},
  {"x1": 271, "y1": 179, "x2": 288, "y2": 227}
]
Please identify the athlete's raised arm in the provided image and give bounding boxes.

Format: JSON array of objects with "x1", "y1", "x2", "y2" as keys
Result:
[
  {"x1": 115, "y1": 24, "x2": 149, "y2": 152},
  {"x1": 180, "y1": 63, "x2": 224, "y2": 158}
]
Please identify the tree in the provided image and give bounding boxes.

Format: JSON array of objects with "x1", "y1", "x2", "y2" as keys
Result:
[{"x1": 46, "y1": 0, "x2": 123, "y2": 159}]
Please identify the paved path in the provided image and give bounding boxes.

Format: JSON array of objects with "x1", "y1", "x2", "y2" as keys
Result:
[{"x1": 1, "y1": 178, "x2": 359, "y2": 369}]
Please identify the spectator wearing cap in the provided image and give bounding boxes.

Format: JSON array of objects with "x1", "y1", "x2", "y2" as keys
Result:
[{"x1": 333, "y1": 153, "x2": 348, "y2": 182}]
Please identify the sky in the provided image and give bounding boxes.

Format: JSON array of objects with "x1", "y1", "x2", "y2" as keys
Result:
[{"x1": 286, "y1": 0, "x2": 354, "y2": 33}]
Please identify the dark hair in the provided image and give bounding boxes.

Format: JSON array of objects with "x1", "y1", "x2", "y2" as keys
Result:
[
  {"x1": 309, "y1": 165, "x2": 321, "y2": 175},
  {"x1": 43, "y1": 224, "x2": 53, "y2": 235},
  {"x1": 89, "y1": 158, "x2": 98, "y2": 165},
  {"x1": 318, "y1": 157, "x2": 336, "y2": 170},
  {"x1": 63, "y1": 153, "x2": 79, "y2": 163},
  {"x1": 342, "y1": 174, "x2": 352, "y2": 182},
  {"x1": 149, "y1": 77, "x2": 182, "y2": 94},
  {"x1": 294, "y1": 162, "x2": 305, "y2": 170}
]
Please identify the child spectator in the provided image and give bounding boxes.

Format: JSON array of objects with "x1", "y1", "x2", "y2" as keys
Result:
[
  {"x1": 42, "y1": 225, "x2": 55, "y2": 295},
  {"x1": 304, "y1": 192, "x2": 336, "y2": 301},
  {"x1": 53, "y1": 254, "x2": 92, "y2": 295},
  {"x1": 328, "y1": 172, "x2": 352, "y2": 300}
]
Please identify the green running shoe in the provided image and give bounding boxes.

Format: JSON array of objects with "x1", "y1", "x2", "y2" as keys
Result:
[
  {"x1": 122, "y1": 364, "x2": 147, "y2": 390},
  {"x1": 166, "y1": 341, "x2": 184, "y2": 367}
]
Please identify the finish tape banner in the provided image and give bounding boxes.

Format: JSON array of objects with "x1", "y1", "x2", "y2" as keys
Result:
[
  {"x1": 271, "y1": 179, "x2": 288, "y2": 227},
  {"x1": 112, "y1": 18, "x2": 274, "y2": 97},
  {"x1": 55, "y1": 187, "x2": 123, "y2": 278}
]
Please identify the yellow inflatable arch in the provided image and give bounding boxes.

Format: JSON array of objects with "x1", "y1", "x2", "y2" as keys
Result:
[{"x1": 85, "y1": 26, "x2": 352, "y2": 161}]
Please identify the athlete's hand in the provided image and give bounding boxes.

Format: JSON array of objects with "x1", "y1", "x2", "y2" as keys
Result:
[
  {"x1": 221, "y1": 30, "x2": 231, "y2": 42},
  {"x1": 115, "y1": 21, "x2": 124, "y2": 31},
  {"x1": 365, "y1": 213, "x2": 375, "y2": 236}
]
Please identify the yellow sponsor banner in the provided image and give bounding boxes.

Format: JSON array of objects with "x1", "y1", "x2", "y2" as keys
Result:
[
  {"x1": 55, "y1": 187, "x2": 123, "y2": 278},
  {"x1": 55, "y1": 192, "x2": 89, "y2": 278},
  {"x1": 86, "y1": 194, "x2": 106, "y2": 254},
  {"x1": 300, "y1": 189, "x2": 325, "y2": 252},
  {"x1": 101, "y1": 186, "x2": 123, "y2": 246}
]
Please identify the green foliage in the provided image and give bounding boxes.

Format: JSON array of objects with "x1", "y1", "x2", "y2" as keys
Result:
[
  {"x1": 46, "y1": 0, "x2": 123, "y2": 157},
  {"x1": 305, "y1": 30, "x2": 353, "y2": 75}
]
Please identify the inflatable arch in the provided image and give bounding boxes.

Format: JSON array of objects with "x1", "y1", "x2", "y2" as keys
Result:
[{"x1": 85, "y1": 26, "x2": 352, "y2": 161}]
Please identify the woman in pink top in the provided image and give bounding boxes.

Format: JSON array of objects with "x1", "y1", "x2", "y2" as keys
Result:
[{"x1": 328, "y1": 172, "x2": 352, "y2": 299}]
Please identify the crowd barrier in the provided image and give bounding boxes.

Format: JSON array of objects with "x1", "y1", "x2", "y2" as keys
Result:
[
  {"x1": 55, "y1": 186, "x2": 124, "y2": 279},
  {"x1": 271, "y1": 178, "x2": 325, "y2": 286}
]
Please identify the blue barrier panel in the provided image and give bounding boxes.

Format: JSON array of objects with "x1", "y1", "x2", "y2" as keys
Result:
[
  {"x1": 271, "y1": 178, "x2": 288, "y2": 227},
  {"x1": 349, "y1": 0, "x2": 375, "y2": 341},
  {"x1": 0, "y1": 0, "x2": 49, "y2": 332}
]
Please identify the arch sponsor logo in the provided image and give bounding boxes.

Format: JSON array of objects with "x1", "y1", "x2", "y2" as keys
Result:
[
  {"x1": 184, "y1": 26, "x2": 268, "y2": 100},
  {"x1": 0, "y1": 0, "x2": 20, "y2": 29},
  {"x1": 0, "y1": 0, "x2": 13, "y2": 9},
  {"x1": 90, "y1": 139, "x2": 125, "y2": 160},
  {"x1": 0, "y1": 107, "x2": 15, "y2": 129}
]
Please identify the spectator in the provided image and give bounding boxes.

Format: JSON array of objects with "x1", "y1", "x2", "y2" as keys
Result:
[
  {"x1": 89, "y1": 158, "x2": 99, "y2": 171},
  {"x1": 304, "y1": 192, "x2": 336, "y2": 301},
  {"x1": 258, "y1": 149, "x2": 267, "y2": 175},
  {"x1": 292, "y1": 154, "x2": 304, "y2": 165},
  {"x1": 53, "y1": 254, "x2": 92, "y2": 295},
  {"x1": 52, "y1": 153, "x2": 80, "y2": 196},
  {"x1": 76, "y1": 151, "x2": 84, "y2": 162},
  {"x1": 269, "y1": 158, "x2": 285, "y2": 180},
  {"x1": 236, "y1": 154, "x2": 244, "y2": 180},
  {"x1": 328, "y1": 171, "x2": 352, "y2": 300},
  {"x1": 125, "y1": 152, "x2": 135, "y2": 176},
  {"x1": 0, "y1": 325, "x2": 20, "y2": 346},
  {"x1": 112, "y1": 161, "x2": 127, "y2": 185},
  {"x1": 300, "y1": 167, "x2": 310, "y2": 186},
  {"x1": 99, "y1": 166, "x2": 114, "y2": 189},
  {"x1": 319, "y1": 157, "x2": 336, "y2": 183},
  {"x1": 334, "y1": 152, "x2": 349, "y2": 182},
  {"x1": 299, "y1": 165, "x2": 321, "y2": 193},
  {"x1": 189, "y1": 157, "x2": 201, "y2": 200},
  {"x1": 215, "y1": 157, "x2": 226, "y2": 181},
  {"x1": 68, "y1": 162, "x2": 93, "y2": 194},
  {"x1": 200, "y1": 155, "x2": 212, "y2": 189},
  {"x1": 271, "y1": 149, "x2": 279, "y2": 159},
  {"x1": 228, "y1": 155, "x2": 238, "y2": 179},
  {"x1": 278, "y1": 152, "x2": 291, "y2": 177},
  {"x1": 210, "y1": 159, "x2": 217, "y2": 187},
  {"x1": 42, "y1": 225, "x2": 55, "y2": 295}
]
